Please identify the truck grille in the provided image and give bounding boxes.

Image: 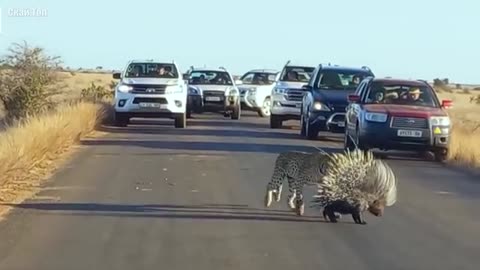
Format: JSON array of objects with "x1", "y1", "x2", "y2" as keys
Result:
[
  {"x1": 203, "y1": 90, "x2": 225, "y2": 96},
  {"x1": 330, "y1": 104, "x2": 347, "y2": 112},
  {"x1": 131, "y1": 84, "x2": 167, "y2": 94},
  {"x1": 391, "y1": 117, "x2": 428, "y2": 129},
  {"x1": 285, "y1": 89, "x2": 304, "y2": 102},
  {"x1": 132, "y1": 97, "x2": 167, "y2": 104}
]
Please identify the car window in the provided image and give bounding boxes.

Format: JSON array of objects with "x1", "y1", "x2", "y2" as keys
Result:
[
  {"x1": 316, "y1": 70, "x2": 372, "y2": 90},
  {"x1": 279, "y1": 66, "x2": 314, "y2": 82},
  {"x1": 241, "y1": 72, "x2": 277, "y2": 85},
  {"x1": 365, "y1": 82, "x2": 439, "y2": 107},
  {"x1": 188, "y1": 70, "x2": 233, "y2": 85},
  {"x1": 124, "y1": 63, "x2": 178, "y2": 78}
]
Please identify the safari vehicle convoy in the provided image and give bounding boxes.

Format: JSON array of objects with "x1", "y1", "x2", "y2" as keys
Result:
[
  {"x1": 185, "y1": 67, "x2": 241, "y2": 120},
  {"x1": 344, "y1": 77, "x2": 453, "y2": 162},
  {"x1": 112, "y1": 60, "x2": 188, "y2": 128}
]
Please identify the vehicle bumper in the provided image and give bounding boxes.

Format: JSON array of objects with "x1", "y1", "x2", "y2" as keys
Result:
[
  {"x1": 114, "y1": 93, "x2": 186, "y2": 116},
  {"x1": 358, "y1": 122, "x2": 450, "y2": 151},
  {"x1": 309, "y1": 111, "x2": 346, "y2": 132},
  {"x1": 270, "y1": 100, "x2": 301, "y2": 119},
  {"x1": 203, "y1": 95, "x2": 240, "y2": 112},
  {"x1": 187, "y1": 95, "x2": 203, "y2": 112}
]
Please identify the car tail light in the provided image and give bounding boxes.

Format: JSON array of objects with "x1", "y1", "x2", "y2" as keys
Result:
[
  {"x1": 348, "y1": 94, "x2": 360, "y2": 103},
  {"x1": 441, "y1": 99, "x2": 453, "y2": 109}
]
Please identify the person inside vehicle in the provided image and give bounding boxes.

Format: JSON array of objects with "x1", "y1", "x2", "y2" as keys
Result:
[
  {"x1": 351, "y1": 75, "x2": 362, "y2": 86},
  {"x1": 401, "y1": 87, "x2": 424, "y2": 104},
  {"x1": 286, "y1": 70, "x2": 298, "y2": 81}
]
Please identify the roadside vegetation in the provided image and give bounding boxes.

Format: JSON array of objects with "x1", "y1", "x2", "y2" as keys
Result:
[
  {"x1": 435, "y1": 83, "x2": 480, "y2": 168},
  {"x1": 0, "y1": 41, "x2": 112, "y2": 204}
]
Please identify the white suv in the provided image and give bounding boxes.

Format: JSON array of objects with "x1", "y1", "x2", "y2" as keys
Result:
[
  {"x1": 186, "y1": 67, "x2": 241, "y2": 119},
  {"x1": 270, "y1": 61, "x2": 315, "y2": 128},
  {"x1": 112, "y1": 60, "x2": 188, "y2": 128},
  {"x1": 237, "y1": 69, "x2": 279, "y2": 117}
]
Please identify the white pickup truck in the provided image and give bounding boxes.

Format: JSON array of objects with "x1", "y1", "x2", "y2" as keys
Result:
[
  {"x1": 269, "y1": 61, "x2": 315, "y2": 128},
  {"x1": 237, "y1": 69, "x2": 279, "y2": 117},
  {"x1": 112, "y1": 60, "x2": 188, "y2": 128}
]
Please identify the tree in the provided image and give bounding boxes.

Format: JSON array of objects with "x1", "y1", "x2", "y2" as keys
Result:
[{"x1": 0, "y1": 41, "x2": 63, "y2": 123}]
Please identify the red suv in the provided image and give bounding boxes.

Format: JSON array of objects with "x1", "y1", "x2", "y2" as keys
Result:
[{"x1": 344, "y1": 77, "x2": 453, "y2": 162}]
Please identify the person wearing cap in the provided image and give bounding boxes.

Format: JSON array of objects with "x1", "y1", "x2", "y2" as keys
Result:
[{"x1": 408, "y1": 87, "x2": 423, "y2": 102}]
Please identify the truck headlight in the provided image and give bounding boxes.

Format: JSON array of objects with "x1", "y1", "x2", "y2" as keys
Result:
[
  {"x1": 188, "y1": 88, "x2": 199, "y2": 95},
  {"x1": 117, "y1": 84, "x2": 133, "y2": 93},
  {"x1": 430, "y1": 116, "x2": 450, "y2": 126},
  {"x1": 365, "y1": 112, "x2": 388, "y2": 122},
  {"x1": 312, "y1": 102, "x2": 330, "y2": 111},
  {"x1": 273, "y1": 88, "x2": 287, "y2": 94}
]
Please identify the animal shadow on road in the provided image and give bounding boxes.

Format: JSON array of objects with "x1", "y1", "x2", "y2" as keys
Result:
[{"x1": 2, "y1": 203, "x2": 339, "y2": 224}]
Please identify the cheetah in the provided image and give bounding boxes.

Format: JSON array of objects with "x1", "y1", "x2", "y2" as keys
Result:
[{"x1": 264, "y1": 151, "x2": 331, "y2": 216}]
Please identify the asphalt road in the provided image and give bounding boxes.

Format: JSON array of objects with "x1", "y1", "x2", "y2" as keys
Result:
[{"x1": 0, "y1": 111, "x2": 479, "y2": 270}]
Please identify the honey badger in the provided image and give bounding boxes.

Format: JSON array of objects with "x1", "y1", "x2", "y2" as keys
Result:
[
  {"x1": 312, "y1": 149, "x2": 398, "y2": 225},
  {"x1": 264, "y1": 151, "x2": 332, "y2": 216}
]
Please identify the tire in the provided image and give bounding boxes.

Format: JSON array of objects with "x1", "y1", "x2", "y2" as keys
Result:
[
  {"x1": 114, "y1": 112, "x2": 129, "y2": 127},
  {"x1": 270, "y1": 114, "x2": 283, "y2": 129},
  {"x1": 305, "y1": 111, "x2": 318, "y2": 140},
  {"x1": 434, "y1": 148, "x2": 448, "y2": 163},
  {"x1": 300, "y1": 114, "x2": 306, "y2": 136},
  {"x1": 174, "y1": 113, "x2": 186, "y2": 128},
  {"x1": 231, "y1": 105, "x2": 240, "y2": 120},
  {"x1": 257, "y1": 97, "x2": 271, "y2": 117},
  {"x1": 186, "y1": 110, "x2": 192, "y2": 119}
]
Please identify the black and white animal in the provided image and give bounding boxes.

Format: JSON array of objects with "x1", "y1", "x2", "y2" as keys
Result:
[{"x1": 311, "y1": 149, "x2": 398, "y2": 225}]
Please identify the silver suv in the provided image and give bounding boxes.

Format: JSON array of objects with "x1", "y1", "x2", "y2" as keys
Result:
[{"x1": 112, "y1": 60, "x2": 188, "y2": 128}]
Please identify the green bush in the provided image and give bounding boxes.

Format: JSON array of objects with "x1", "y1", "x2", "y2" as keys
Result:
[
  {"x1": 81, "y1": 82, "x2": 113, "y2": 102},
  {"x1": 0, "y1": 41, "x2": 62, "y2": 123}
]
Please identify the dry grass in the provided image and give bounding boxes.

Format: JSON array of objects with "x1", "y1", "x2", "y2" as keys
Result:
[
  {"x1": 0, "y1": 101, "x2": 110, "y2": 203},
  {"x1": 52, "y1": 71, "x2": 114, "y2": 103},
  {"x1": 437, "y1": 90, "x2": 480, "y2": 168}
]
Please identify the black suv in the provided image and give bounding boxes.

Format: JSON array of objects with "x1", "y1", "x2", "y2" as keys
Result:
[{"x1": 300, "y1": 65, "x2": 374, "y2": 140}]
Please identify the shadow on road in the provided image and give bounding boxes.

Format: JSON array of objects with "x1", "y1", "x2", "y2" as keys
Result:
[
  {"x1": 2, "y1": 202, "x2": 338, "y2": 224},
  {"x1": 80, "y1": 140, "x2": 342, "y2": 154}
]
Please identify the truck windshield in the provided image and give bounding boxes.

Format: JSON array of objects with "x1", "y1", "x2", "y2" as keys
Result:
[
  {"x1": 280, "y1": 66, "x2": 314, "y2": 82},
  {"x1": 240, "y1": 72, "x2": 277, "y2": 85},
  {"x1": 124, "y1": 63, "x2": 178, "y2": 78},
  {"x1": 188, "y1": 71, "x2": 233, "y2": 85},
  {"x1": 316, "y1": 70, "x2": 372, "y2": 90},
  {"x1": 365, "y1": 83, "x2": 439, "y2": 108}
]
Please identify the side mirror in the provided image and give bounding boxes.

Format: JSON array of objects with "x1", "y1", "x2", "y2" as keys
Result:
[
  {"x1": 302, "y1": 84, "x2": 312, "y2": 91},
  {"x1": 112, "y1": 72, "x2": 121, "y2": 79},
  {"x1": 182, "y1": 73, "x2": 190, "y2": 80},
  {"x1": 348, "y1": 94, "x2": 361, "y2": 103},
  {"x1": 235, "y1": 79, "x2": 243, "y2": 85},
  {"x1": 441, "y1": 99, "x2": 453, "y2": 109}
]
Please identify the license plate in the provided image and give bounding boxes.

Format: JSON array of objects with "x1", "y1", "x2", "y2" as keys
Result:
[
  {"x1": 337, "y1": 122, "x2": 345, "y2": 127},
  {"x1": 397, "y1": 129, "x2": 422, "y2": 137},
  {"x1": 139, "y1": 102, "x2": 162, "y2": 108},
  {"x1": 205, "y1": 96, "x2": 221, "y2": 101}
]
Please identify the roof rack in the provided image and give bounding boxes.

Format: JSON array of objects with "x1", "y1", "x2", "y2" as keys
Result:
[
  {"x1": 361, "y1": 66, "x2": 371, "y2": 71},
  {"x1": 218, "y1": 66, "x2": 227, "y2": 71}
]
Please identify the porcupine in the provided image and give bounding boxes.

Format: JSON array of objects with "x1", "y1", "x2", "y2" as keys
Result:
[
  {"x1": 264, "y1": 151, "x2": 332, "y2": 216},
  {"x1": 311, "y1": 149, "x2": 398, "y2": 225}
]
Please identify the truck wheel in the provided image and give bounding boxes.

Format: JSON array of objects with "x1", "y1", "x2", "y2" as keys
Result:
[
  {"x1": 434, "y1": 148, "x2": 448, "y2": 163},
  {"x1": 270, "y1": 114, "x2": 283, "y2": 129},
  {"x1": 231, "y1": 105, "x2": 241, "y2": 120},
  {"x1": 257, "y1": 97, "x2": 271, "y2": 117},
  {"x1": 305, "y1": 112, "x2": 318, "y2": 140},
  {"x1": 300, "y1": 115, "x2": 306, "y2": 136},
  {"x1": 114, "y1": 113, "x2": 129, "y2": 127},
  {"x1": 186, "y1": 110, "x2": 192, "y2": 119},
  {"x1": 174, "y1": 113, "x2": 186, "y2": 128}
]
